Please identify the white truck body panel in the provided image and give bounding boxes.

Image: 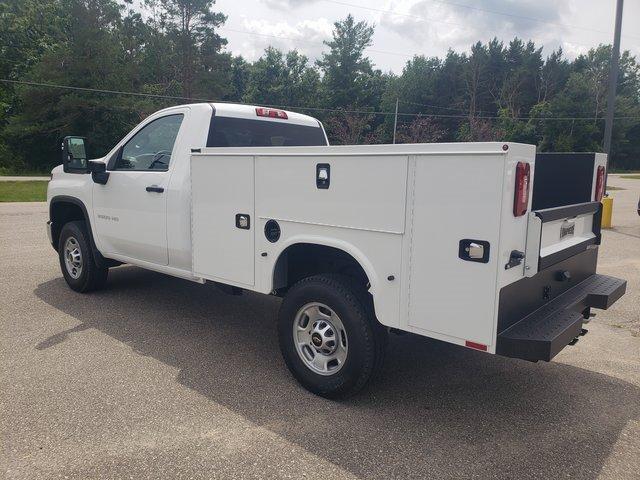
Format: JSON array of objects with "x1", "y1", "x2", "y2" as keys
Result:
[
  {"x1": 404, "y1": 152, "x2": 505, "y2": 346},
  {"x1": 254, "y1": 154, "x2": 408, "y2": 233},
  {"x1": 189, "y1": 142, "x2": 536, "y2": 351},
  {"x1": 192, "y1": 155, "x2": 256, "y2": 287}
]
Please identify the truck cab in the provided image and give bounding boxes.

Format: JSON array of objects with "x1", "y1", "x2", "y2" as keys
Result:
[
  {"x1": 48, "y1": 103, "x2": 327, "y2": 276},
  {"x1": 47, "y1": 103, "x2": 626, "y2": 399}
]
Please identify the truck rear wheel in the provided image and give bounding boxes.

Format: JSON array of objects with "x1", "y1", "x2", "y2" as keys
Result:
[
  {"x1": 278, "y1": 274, "x2": 386, "y2": 399},
  {"x1": 58, "y1": 221, "x2": 108, "y2": 293}
]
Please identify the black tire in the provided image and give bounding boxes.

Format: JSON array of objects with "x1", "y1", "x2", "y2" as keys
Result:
[
  {"x1": 58, "y1": 221, "x2": 108, "y2": 293},
  {"x1": 278, "y1": 274, "x2": 387, "y2": 399}
]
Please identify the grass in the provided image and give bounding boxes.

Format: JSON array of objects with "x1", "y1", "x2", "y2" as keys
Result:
[
  {"x1": 607, "y1": 186, "x2": 624, "y2": 190},
  {"x1": 0, "y1": 181, "x2": 48, "y2": 202},
  {"x1": 0, "y1": 167, "x2": 50, "y2": 176},
  {"x1": 610, "y1": 169, "x2": 640, "y2": 174},
  {"x1": 620, "y1": 174, "x2": 640, "y2": 180}
]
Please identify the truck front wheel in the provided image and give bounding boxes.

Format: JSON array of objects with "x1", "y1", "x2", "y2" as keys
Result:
[
  {"x1": 58, "y1": 221, "x2": 108, "y2": 293},
  {"x1": 278, "y1": 274, "x2": 386, "y2": 399}
]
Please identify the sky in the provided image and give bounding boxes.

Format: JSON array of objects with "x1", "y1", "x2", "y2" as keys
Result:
[{"x1": 206, "y1": 0, "x2": 640, "y2": 73}]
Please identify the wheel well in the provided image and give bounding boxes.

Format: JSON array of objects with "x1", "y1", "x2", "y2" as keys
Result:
[
  {"x1": 50, "y1": 201, "x2": 86, "y2": 250},
  {"x1": 273, "y1": 243, "x2": 370, "y2": 294}
]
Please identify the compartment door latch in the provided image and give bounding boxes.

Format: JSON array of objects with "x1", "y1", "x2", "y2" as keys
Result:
[
  {"x1": 235, "y1": 214, "x2": 250, "y2": 230},
  {"x1": 505, "y1": 250, "x2": 525, "y2": 270},
  {"x1": 459, "y1": 239, "x2": 490, "y2": 263},
  {"x1": 316, "y1": 163, "x2": 330, "y2": 189}
]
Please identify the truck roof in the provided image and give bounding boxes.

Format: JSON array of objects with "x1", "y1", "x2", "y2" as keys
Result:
[
  {"x1": 153, "y1": 102, "x2": 321, "y2": 128},
  {"x1": 211, "y1": 103, "x2": 321, "y2": 127}
]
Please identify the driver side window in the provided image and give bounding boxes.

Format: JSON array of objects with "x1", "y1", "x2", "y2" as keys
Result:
[{"x1": 115, "y1": 114, "x2": 184, "y2": 171}]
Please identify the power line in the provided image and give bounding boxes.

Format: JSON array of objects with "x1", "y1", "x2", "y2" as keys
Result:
[
  {"x1": 0, "y1": 78, "x2": 395, "y2": 116},
  {"x1": 323, "y1": 0, "x2": 640, "y2": 41},
  {"x1": 0, "y1": 78, "x2": 202, "y2": 102},
  {"x1": 324, "y1": 0, "x2": 464, "y2": 29},
  {"x1": 2, "y1": 78, "x2": 639, "y2": 121},
  {"x1": 394, "y1": 112, "x2": 640, "y2": 121},
  {"x1": 398, "y1": 98, "x2": 472, "y2": 114}
]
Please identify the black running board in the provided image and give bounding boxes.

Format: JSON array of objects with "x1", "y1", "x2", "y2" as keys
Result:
[{"x1": 496, "y1": 274, "x2": 626, "y2": 362}]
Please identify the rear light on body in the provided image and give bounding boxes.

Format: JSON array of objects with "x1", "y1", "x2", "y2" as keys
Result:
[
  {"x1": 465, "y1": 340, "x2": 488, "y2": 351},
  {"x1": 513, "y1": 161, "x2": 531, "y2": 217},
  {"x1": 595, "y1": 165, "x2": 606, "y2": 202},
  {"x1": 255, "y1": 107, "x2": 288, "y2": 119}
]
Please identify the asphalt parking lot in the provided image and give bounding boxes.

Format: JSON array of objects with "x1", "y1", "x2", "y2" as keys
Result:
[{"x1": 1, "y1": 176, "x2": 638, "y2": 479}]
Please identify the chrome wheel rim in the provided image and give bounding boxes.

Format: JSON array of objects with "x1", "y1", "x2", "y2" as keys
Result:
[
  {"x1": 64, "y1": 237, "x2": 83, "y2": 280},
  {"x1": 293, "y1": 302, "x2": 348, "y2": 376}
]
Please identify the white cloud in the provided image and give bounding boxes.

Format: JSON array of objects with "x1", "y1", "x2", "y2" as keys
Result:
[
  {"x1": 261, "y1": 0, "x2": 321, "y2": 9},
  {"x1": 217, "y1": 0, "x2": 640, "y2": 72},
  {"x1": 235, "y1": 17, "x2": 334, "y2": 61},
  {"x1": 378, "y1": 0, "x2": 574, "y2": 55}
]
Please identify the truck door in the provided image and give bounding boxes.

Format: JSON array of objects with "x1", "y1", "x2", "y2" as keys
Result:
[
  {"x1": 92, "y1": 112, "x2": 186, "y2": 265},
  {"x1": 190, "y1": 154, "x2": 255, "y2": 287}
]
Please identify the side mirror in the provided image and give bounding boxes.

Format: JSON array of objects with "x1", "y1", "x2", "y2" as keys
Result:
[
  {"x1": 62, "y1": 136, "x2": 88, "y2": 173},
  {"x1": 89, "y1": 160, "x2": 109, "y2": 185}
]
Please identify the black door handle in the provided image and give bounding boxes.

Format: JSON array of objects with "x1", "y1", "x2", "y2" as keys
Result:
[{"x1": 146, "y1": 185, "x2": 164, "y2": 193}]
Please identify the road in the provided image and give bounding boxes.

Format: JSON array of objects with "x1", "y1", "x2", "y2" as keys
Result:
[{"x1": 1, "y1": 177, "x2": 638, "y2": 479}]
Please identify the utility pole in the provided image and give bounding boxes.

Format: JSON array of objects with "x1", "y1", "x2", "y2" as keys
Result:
[
  {"x1": 392, "y1": 98, "x2": 399, "y2": 144},
  {"x1": 603, "y1": 0, "x2": 624, "y2": 160}
]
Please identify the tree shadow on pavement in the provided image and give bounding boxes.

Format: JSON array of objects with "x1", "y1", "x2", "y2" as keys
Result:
[{"x1": 35, "y1": 266, "x2": 640, "y2": 480}]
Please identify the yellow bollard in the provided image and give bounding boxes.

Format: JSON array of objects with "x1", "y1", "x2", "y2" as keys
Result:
[{"x1": 601, "y1": 196, "x2": 613, "y2": 229}]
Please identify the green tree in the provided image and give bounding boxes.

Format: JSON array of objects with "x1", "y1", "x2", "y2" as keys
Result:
[
  {"x1": 498, "y1": 39, "x2": 543, "y2": 117},
  {"x1": 317, "y1": 14, "x2": 375, "y2": 108},
  {"x1": 396, "y1": 116, "x2": 445, "y2": 143},
  {"x1": 226, "y1": 55, "x2": 250, "y2": 101},
  {"x1": 463, "y1": 42, "x2": 490, "y2": 118},
  {"x1": 2, "y1": 0, "x2": 140, "y2": 171},
  {"x1": 143, "y1": 0, "x2": 228, "y2": 98},
  {"x1": 0, "y1": 0, "x2": 68, "y2": 170},
  {"x1": 538, "y1": 48, "x2": 571, "y2": 102},
  {"x1": 534, "y1": 45, "x2": 640, "y2": 161},
  {"x1": 325, "y1": 110, "x2": 376, "y2": 144},
  {"x1": 244, "y1": 48, "x2": 320, "y2": 108},
  {"x1": 1, "y1": 2, "x2": 639, "y2": 173}
]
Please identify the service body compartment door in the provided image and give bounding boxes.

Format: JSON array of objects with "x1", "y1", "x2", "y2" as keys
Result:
[
  {"x1": 405, "y1": 153, "x2": 505, "y2": 346},
  {"x1": 191, "y1": 154, "x2": 255, "y2": 287}
]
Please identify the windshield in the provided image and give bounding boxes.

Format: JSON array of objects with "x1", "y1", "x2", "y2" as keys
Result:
[{"x1": 207, "y1": 116, "x2": 327, "y2": 147}]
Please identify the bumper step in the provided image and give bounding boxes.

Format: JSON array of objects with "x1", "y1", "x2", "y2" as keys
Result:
[{"x1": 496, "y1": 274, "x2": 626, "y2": 362}]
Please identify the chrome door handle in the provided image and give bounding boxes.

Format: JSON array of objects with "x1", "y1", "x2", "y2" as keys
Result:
[{"x1": 146, "y1": 185, "x2": 164, "y2": 193}]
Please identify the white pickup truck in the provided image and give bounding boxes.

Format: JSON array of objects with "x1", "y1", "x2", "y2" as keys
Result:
[{"x1": 47, "y1": 102, "x2": 626, "y2": 398}]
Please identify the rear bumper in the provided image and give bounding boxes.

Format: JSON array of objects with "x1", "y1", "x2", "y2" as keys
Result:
[{"x1": 496, "y1": 273, "x2": 626, "y2": 362}]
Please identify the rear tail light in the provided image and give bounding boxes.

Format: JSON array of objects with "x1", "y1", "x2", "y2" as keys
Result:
[
  {"x1": 595, "y1": 165, "x2": 606, "y2": 201},
  {"x1": 256, "y1": 107, "x2": 288, "y2": 119},
  {"x1": 465, "y1": 340, "x2": 488, "y2": 351},
  {"x1": 513, "y1": 161, "x2": 531, "y2": 217}
]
